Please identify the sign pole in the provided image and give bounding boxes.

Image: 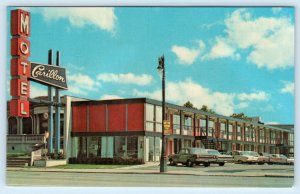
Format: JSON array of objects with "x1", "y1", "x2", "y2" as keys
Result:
[
  {"x1": 47, "y1": 49, "x2": 54, "y2": 154},
  {"x1": 54, "y1": 51, "x2": 61, "y2": 158}
]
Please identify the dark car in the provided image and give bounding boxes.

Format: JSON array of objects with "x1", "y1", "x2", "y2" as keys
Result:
[
  {"x1": 169, "y1": 148, "x2": 216, "y2": 167},
  {"x1": 206, "y1": 149, "x2": 234, "y2": 166}
]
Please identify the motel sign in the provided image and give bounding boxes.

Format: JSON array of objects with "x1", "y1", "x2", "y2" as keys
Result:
[
  {"x1": 10, "y1": 9, "x2": 31, "y2": 117},
  {"x1": 9, "y1": 9, "x2": 68, "y2": 118}
]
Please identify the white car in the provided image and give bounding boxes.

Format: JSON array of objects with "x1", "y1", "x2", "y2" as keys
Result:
[
  {"x1": 206, "y1": 149, "x2": 234, "y2": 166},
  {"x1": 232, "y1": 151, "x2": 259, "y2": 164}
]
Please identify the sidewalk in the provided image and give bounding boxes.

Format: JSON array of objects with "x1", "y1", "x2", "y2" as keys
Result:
[{"x1": 6, "y1": 162, "x2": 294, "y2": 178}]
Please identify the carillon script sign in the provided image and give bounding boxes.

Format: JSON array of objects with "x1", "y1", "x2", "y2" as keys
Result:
[{"x1": 30, "y1": 62, "x2": 68, "y2": 89}]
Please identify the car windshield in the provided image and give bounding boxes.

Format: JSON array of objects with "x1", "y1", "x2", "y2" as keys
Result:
[
  {"x1": 280, "y1": 155, "x2": 287, "y2": 159},
  {"x1": 262, "y1": 153, "x2": 272, "y2": 157},
  {"x1": 190, "y1": 148, "x2": 207, "y2": 154},
  {"x1": 207, "y1": 150, "x2": 221, "y2": 155},
  {"x1": 244, "y1": 151, "x2": 259, "y2": 156}
]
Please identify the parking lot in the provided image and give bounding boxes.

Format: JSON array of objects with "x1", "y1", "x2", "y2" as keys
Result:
[{"x1": 138, "y1": 162, "x2": 294, "y2": 177}]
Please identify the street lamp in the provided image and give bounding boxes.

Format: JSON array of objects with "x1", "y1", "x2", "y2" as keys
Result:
[{"x1": 157, "y1": 55, "x2": 167, "y2": 173}]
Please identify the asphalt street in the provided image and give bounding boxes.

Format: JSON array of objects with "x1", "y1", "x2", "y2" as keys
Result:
[
  {"x1": 6, "y1": 170, "x2": 293, "y2": 187},
  {"x1": 6, "y1": 163, "x2": 294, "y2": 187}
]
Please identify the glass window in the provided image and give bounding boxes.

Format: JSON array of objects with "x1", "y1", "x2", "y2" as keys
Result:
[
  {"x1": 200, "y1": 119, "x2": 206, "y2": 127},
  {"x1": 127, "y1": 136, "x2": 138, "y2": 159},
  {"x1": 173, "y1": 114, "x2": 180, "y2": 134},
  {"x1": 183, "y1": 116, "x2": 192, "y2": 130},
  {"x1": 228, "y1": 124, "x2": 233, "y2": 140},
  {"x1": 156, "y1": 106, "x2": 162, "y2": 123},
  {"x1": 114, "y1": 136, "x2": 126, "y2": 158},
  {"x1": 146, "y1": 104, "x2": 155, "y2": 132},
  {"x1": 148, "y1": 136, "x2": 154, "y2": 162},
  {"x1": 101, "y1": 136, "x2": 114, "y2": 158},
  {"x1": 87, "y1": 137, "x2": 101, "y2": 158},
  {"x1": 220, "y1": 123, "x2": 226, "y2": 139},
  {"x1": 237, "y1": 126, "x2": 241, "y2": 140},
  {"x1": 146, "y1": 104, "x2": 154, "y2": 121}
]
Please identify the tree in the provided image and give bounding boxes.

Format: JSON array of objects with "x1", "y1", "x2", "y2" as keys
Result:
[
  {"x1": 183, "y1": 101, "x2": 196, "y2": 109},
  {"x1": 200, "y1": 105, "x2": 215, "y2": 113},
  {"x1": 230, "y1": 112, "x2": 252, "y2": 121}
]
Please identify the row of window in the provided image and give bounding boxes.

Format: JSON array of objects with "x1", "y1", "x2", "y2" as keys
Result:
[{"x1": 145, "y1": 104, "x2": 293, "y2": 145}]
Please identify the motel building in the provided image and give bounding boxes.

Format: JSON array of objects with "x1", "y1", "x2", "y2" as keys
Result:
[{"x1": 7, "y1": 96, "x2": 294, "y2": 164}]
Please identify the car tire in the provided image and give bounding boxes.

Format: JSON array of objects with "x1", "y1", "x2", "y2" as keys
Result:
[
  {"x1": 219, "y1": 162, "x2": 225, "y2": 166},
  {"x1": 204, "y1": 162, "x2": 210, "y2": 167},
  {"x1": 186, "y1": 160, "x2": 193, "y2": 167},
  {"x1": 169, "y1": 159, "x2": 176, "y2": 166}
]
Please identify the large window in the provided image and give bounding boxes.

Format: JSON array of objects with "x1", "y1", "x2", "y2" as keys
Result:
[
  {"x1": 259, "y1": 129, "x2": 265, "y2": 143},
  {"x1": 228, "y1": 124, "x2": 233, "y2": 140},
  {"x1": 270, "y1": 131, "x2": 276, "y2": 144},
  {"x1": 220, "y1": 123, "x2": 226, "y2": 139},
  {"x1": 208, "y1": 120, "x2": 214, "y2": 137},
  {"x1": 289, "y1": 133, "x2": 294, "y2": 146},
  {"x1": 155, "y1": 106, "x2": 162, "y2": 132},
  {"x1": 237, "y1": 126, "x2": 241, "y2": 140},
  {"x1": 183, "y1": 115, "x2": 192, "y2": 135},
  {"x1": 101, "y1": 136, "x2": 114, "y2": 158},
  {"x1": 146, "y1": 104, "x2": 154, "y2": 131},
  {"x1": 173, "y1": 114, "x2": 180, "y2": 134},
  {"x1": 127, "y1": 136, "x2": 138, "y2": 159},
  {"x1": 87, "y1": 137, "x2": 101, "y2": 158},
  {"x1": 200, "y1": 119, "x2": 206, "y2": 136},
  {"x1": 245, "y1": 127, "x2": 250, "y2": 141},
  {"x1": 114, "y1": 136, "x2": 126, "y2": 158},
  {"x1": 250, "y1": 128, "x2": 254, "y2": 142}
]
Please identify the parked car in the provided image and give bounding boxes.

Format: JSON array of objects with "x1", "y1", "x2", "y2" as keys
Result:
[
  {"x1": 205, "y1": 149, "x2": 233, "y2": 166},
  {"x1": 168, "y1": 148, "x2": 216, "y2": 167},
  {"x1": 248, "y1": 151, "x2": 269, "y2": 164},
  {"x1": 232, "y1": 151, "x2": 259, "y2": 164},
  {"x1": 287, "y1": 157, "x2": 294, "y2": 165},
  {"x1": 271, "y1": 154, "x2": 289, "y2": 164},
  {"x1": 259, "y1": 152, "x2": 274, "y2": 164}
]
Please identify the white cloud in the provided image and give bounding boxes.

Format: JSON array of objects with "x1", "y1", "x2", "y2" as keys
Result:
[
  {"x1": 171, "y1": 40, "x2": 206, "y2": 65},
  {"x1": 97, "y1": 73, "x2": 152, "y2": 86},
  {"x1": 99, "y1": 94, "x2": 123, "y2": 100},
  {"x1": 280, "y1": 81, "x2": 294, "y2": 95},
  {"x1": 39, "y1": 7, "x2": 117, "y2": 33},
  {"x1": 235, "y1": 102, "x2": 249, "y2": 109},
  {"x1": 67, "y1": 72, "x2": 101, "y2": 96},
  {"x1": 133, "y1": 78, "x2": 271, "y2": 116},
  {"x1": 203, "y1": 37, "x2": 239, "y2": 60},
  {"x1": 224, "y1": 9, "x2": 294, "y2": 70},
  {"x1": 237, "y1": 91, "x2": 269, "y2": 101},
  {"x1": 134, "y1": 78, "x2": 235, "y2": 116}
]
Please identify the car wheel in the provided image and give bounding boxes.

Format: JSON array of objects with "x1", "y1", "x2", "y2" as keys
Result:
[
  {"x1": 204, "y1": 162, "x2": 210, "y2": 167},
  {"x1": 186, "y1": 160, "x2": 193, "y2": 167},
  {"x1": 169, "y1": 159, "x2": 176, "y2": 166},
  {"x1": 219, "y1": 162, "x2": 225, "y2": 166}
]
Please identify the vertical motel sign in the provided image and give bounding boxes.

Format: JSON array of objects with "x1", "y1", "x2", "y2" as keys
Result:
[{"x1": 10, "y1": 9, "x2": 30, "y2": 117}]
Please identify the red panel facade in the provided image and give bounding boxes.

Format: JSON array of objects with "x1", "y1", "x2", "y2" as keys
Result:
[
  {"x1": 127, "y1": 103, "x2": 144, "y2": 131},
  {"x1": 89, "y1": 105, "x2": 106, "y2": 132},
  {"x1": 72, "y1": 106, "x2": 87, "y2": 132},
  {"x1": 108, "y1": 104, "x2": 126, "y2": 132}
]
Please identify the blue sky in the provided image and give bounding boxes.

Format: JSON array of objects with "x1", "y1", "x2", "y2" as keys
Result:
[{"x1": 6, "y1": 7, "x2": 294, "y2": 124}]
